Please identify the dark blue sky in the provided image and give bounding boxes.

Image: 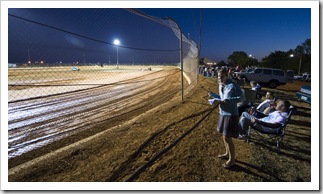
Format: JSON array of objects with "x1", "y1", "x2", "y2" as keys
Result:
[
  {"x1": 140, "y1": 8, "x2": 311, "y2": 62},
  {"x1": 8, "y1": 8, "x2": 311, "y2": 64}
]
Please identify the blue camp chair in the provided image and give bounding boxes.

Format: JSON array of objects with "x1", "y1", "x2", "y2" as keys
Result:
[{"x1": 246, "y1": 106, "x2": 296, "y2": 150}]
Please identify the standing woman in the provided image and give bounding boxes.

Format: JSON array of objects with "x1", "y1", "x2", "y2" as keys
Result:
[{"x1": 209, "y1": 68, "x2": 242, "y2": 169}]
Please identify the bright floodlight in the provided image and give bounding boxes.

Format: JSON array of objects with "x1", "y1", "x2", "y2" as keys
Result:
[
  {"x1": 114, "y1": 39, "x2": 120, "y2": 46},
  {"x1": 113, "y1": 39, "x2": 120, "y2": 66}
]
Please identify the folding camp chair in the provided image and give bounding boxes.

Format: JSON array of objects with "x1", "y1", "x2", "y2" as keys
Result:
[
  {"x1": 245, "y1": 106, "x2": 296, "y2": 150},
  {"x1": 243, "y1": 89, "x2": 257, "y2": 105},
  {"x1": 238, "y1": 89, "x2": 257, "y2": 116}
]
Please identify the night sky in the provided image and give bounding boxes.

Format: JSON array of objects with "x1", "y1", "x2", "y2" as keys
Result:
[
  {"x1": 7, "y1": 5, "x2": 311, "y2": 64},
  {"x1": 140, "y1": 8, "x2": 311, "y2": 62}
]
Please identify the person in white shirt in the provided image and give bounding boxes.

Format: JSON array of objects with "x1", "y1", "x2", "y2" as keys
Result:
[
  {"x1": 256, "y1": 91, "x2": 274, "y2": 112},
  {"x1": 239, "y1": 100, "x2": 291, "y2": 136},
  {"x1": 249, "y1": 91, "x2": 275, "y2": 117}
]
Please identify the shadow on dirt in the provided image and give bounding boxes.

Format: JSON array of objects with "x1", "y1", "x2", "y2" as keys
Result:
[{"x1": 233, "y1": 160, "x2": 285, "y2": 181}]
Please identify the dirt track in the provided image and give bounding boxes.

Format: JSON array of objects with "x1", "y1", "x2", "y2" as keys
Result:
[
  {"x1": 8, "y1": 70, "x2": 311, "y2": 184},
  {"x1": 8, "y1": 68, "x2": 182, "y2": 169}
]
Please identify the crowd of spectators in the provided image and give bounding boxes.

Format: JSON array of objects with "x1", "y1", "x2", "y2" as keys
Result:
[{"x1": 199, "y1": 64, "x2": 255, "y2": 87}]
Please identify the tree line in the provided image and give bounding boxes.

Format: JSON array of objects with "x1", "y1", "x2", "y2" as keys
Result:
[{"x1": 215, "y1": 38, "x2": 311, "y2": 75}]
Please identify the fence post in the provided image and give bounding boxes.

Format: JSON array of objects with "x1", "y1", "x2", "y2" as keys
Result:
[{"x1": 180, "y1": 29, "x2": 184, "y2": 102}]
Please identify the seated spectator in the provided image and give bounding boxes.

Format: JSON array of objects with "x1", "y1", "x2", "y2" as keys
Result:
[
  {"x1": 248, "y1": 91, "x2": 275, "y2": 117},
  {"x1": 238, "y1": 100, "x2": 291, "y2": 137},
  {"x1": 256, "y1": 91, "x2": 274, "y2": 112},
  {"x1": 250, "y1": 81, "x2": 261, "y2": 91},
  {"x1": 250, "y1": 80, "x2": 262, "y2": 99}
]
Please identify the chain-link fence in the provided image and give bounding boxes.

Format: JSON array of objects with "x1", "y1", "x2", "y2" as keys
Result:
[
  {"x1": 9, "y1": 8, "x2": 198, "y2": 102},
  {"x1": 8, "y1": 8, "x2": 199, "y2": 164}
]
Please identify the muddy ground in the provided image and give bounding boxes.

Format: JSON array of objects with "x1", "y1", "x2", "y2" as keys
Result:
[{"x1": 7, "y1": 71, "x2": 312, "y2": 187}]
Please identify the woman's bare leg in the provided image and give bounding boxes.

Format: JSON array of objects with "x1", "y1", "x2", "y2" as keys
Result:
[
  {"x1": 224, "y1": 136, "x2": 235, "y2": 165},
  {"x1": 218, "y1": 135, "x2": 229, "y2": 158}
]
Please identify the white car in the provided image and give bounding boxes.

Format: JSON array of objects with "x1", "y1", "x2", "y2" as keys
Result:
[
  {"x1": 71, "y1": 67, "x2": 80, "y2": 71},
  {"x1": 294, "y1": 74, "x2": 304, "y2": 80},
  {"x1": 294, "y1": 73, "x2": 310, "y2": 81}
]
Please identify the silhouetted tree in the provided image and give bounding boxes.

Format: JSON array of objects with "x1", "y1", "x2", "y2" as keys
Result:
[
  {"x1": 217, "y1": 60, "x2": 227, "y2": 67},
  {"x1": 246, "y1": 57, "x2": 259, "y2": 67},
  {"x1": 227, "y1": 51, "x2": 248, "y2": 68},
  {"x1": 299, "y1": 38, "x2": 311, "y2": 73},
  {"x1": 302, "y1": 38, "x2": 311, "y2": 55},
  {"x1": 261, "y1": 51, "x2": 291, "y2": 70},
  {"x1": 289, "y1": 38, "x2": 311, "y2": 74},
  {"x1": 222, "y1": 38, "x2": 310, "y2": 73}
]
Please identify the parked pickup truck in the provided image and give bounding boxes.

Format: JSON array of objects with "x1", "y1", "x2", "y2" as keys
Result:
[
  {"x1": 235, "y1": 67, "x2": 291, "y2": 88},
  {"x1": 296, "y1": 85, "x2": 311, "y2": 104}
]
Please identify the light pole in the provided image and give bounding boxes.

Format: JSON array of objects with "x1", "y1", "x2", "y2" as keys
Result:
[
  {"x1": 290, "y1": 54, "x2": 302, "y2": 75},
  {"x1": 113, "y1": 39, "x2": 120, "y2": 69},
  {"x1": 298, "y1": 55, "x2": 302, "y2": 76},
  {"x1": 249, "y1": 54, "x2": 254, "y2": 67},
  {"x1": 27, "y1": 49, "x2": 31, "y2": 66}
]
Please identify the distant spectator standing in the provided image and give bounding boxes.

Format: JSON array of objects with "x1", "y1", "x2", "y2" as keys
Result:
[
  {"x1": 211, "y1": 68, "x2": 215, "y2": 77},
  {"x1": 209, "y1": 68, "x2": 213, "y2": 77},
  {"x1": 199, "y1": 66, "x2": 204, "y2": 75},
  {"x1": 204, "y1": 66, "x2": 209, "y2": 77},
  {"x1": 228, "y1": 68, "x2": 233, "y2": 78},
  {"x1": 235, "y1": 64, "x2": 241, "y2": 72}
]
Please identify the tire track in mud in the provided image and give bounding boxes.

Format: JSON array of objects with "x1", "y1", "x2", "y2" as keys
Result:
[{"x1": 8, "y1": 69, "x2": 181, "y2": 168}]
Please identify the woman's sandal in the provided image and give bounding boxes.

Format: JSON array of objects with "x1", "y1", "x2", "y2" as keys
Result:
[
  {"x1": 223, "y1": 162, "x2": 236, "y2": 169},
  {"x1": 217, "y1": 154, "x2": 228, "y2": 159}
]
